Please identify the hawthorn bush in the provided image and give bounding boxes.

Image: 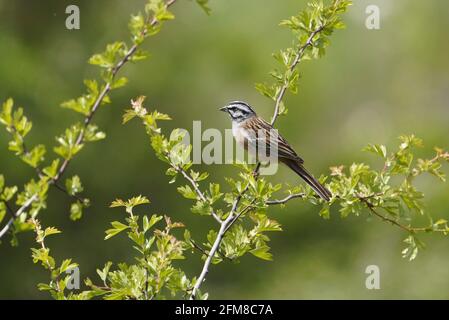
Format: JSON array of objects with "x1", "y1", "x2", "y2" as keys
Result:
[{"x1": 0, "y1": 0, "x2": 447, "y2": 300}]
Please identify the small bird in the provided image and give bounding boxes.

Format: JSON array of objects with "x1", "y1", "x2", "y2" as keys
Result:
[{"x1": 220, "y1": 101, "x2": 331, "y2": 201}]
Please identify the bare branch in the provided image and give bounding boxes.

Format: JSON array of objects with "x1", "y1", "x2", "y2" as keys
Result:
[
  {"x1": 266, "y1": 193, "x2": 305, "y2": 205},
  {"x1": 359, "y1": 197, "x2": 443, "y2": 234}
]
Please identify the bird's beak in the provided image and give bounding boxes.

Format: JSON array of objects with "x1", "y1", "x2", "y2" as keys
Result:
[{"x1": 219, "y1": 106, "x2": 228, "y2": 113}]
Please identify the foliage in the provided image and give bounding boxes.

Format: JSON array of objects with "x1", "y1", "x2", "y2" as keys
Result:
[
  {"x1": 256, "y1": 0, "x2": 350, "y2": 120},
  {"x1": 0, "y1": 0, "x2": 180, "y2": 243},
  {"x1": 328, "y1": 136, "x2": 449, "y2": 259},
  {"x1": 30, "y1": 197, "x2": 192, "y2": 300},
  {"x1": 1, "y1": 0, "x2": 447, "y2": 300}
]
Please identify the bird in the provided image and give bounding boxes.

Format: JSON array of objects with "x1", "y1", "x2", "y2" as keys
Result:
[{"x1": 220, "y1": 101, "x2": 331, "y2": 201}]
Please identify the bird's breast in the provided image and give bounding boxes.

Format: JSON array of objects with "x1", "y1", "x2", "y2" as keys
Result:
[{"x1": 232, "y1": 121, "x2": 249, "y2": 148}]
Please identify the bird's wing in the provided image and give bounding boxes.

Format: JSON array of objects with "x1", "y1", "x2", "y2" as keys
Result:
[{"x1": 244, "y1": 117, "x2": 304, "y2": 164}]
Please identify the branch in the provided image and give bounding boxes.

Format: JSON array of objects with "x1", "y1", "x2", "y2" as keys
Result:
[
  {"x1": 270, "y1": 25, "x2": 325, "y2": 126},
  {"x1": 50, "y1": 180, "x2": 87, "y2": 204},
  {"x1": 0, "y1": 0, "x2": 178, "y2": 240},
  {"x1": 6, "y1": 121, "x2": 87, "y2": 205},
  {"x1": 266, "y1": 193, "x2": 305, "y2": 205},
  {"x1": 55, "y1": 0, "x2": 177, "y2": 182},
  {"x1": 0, "y1": 195, "x2": 38, "y2": 239},
  {"x1": 189, "y1": 239, "x2": 230, "y2": 261},
  {"x1": 189, "y1": 213, "x2": 234, "y2": 299},
  {"x1": 176, "y1": 166, "x2": 221, "y2": 224},
  {"x1": 360, "y1": 198, "x2": 445, "y2": 234},
  {"x1": 1, "y1": 200, "x2": 15, "y2": 219},
  {"x1": 224, "y1": 199, "x2": 257, "y2": 234}
]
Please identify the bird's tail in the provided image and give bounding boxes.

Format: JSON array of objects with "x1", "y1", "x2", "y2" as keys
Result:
[{"x1": 284, "y1": 160, "x2": 332, "y2": 201}]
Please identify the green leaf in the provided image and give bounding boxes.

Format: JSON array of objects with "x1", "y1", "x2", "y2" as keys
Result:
[
  {"x1": 66, "y1": 176, "x2": 83, "y2": 196},
  {"x1": 54, "y1": 124, "x2": 84, "y2": 160},
  {"x1": 319, "y1": 204, "x2": 330, "y2": 219},
  {"x1": 59, "y1": 259, "x2": 78, "y2": 274},
  {"x1": 84, "y1": 125, "x2": 106, "y2": 142},
  {"x1": 129, "y1": 13, "x2": 146, "y2": 43},
  {"x1": 145, "y1": 214, "x2": 163, "y2": 231},
  {"x1": 37, "y1": 283, "x2": 53, "y2": 291},
  {"x1": 0, "y1": 98, "x2": 14, "y2": 126},
  {"x1": 250, "y1": 245, "x2": 273, "y2": 261},
  {"x1": 399, "y1": 134, "x2": 423, "y2": 150},
  {"x1": 89, "y1": 53, "x2": 114, "y2": 68},
  {"x1": 12, "y1": 107, "x2": 32, "y2": 137},
  {"x1": 251, "y1": 214, "x2": 282, "y2": 233},
  {"x1": 97, "y1": 262, "x2": 113, "y2": 283},
  {"x1": 111, "y1": 77, "x2": 128, "y2": 89},
  {"x1": 1, "y1": 185, "x2": 17, "y2": 202},
  {"x1": 110, "y1": 196, "x2": 150, "y2": 213},
  {"x1": 105, "y1": 221, "x2": 130, "y2": 240},
  {"x1": 44, "y1": 227, "x2": 61, "y2": 238},
  {"x1": 177, "y1": 185, "x2": 197, "y2": 200},
  {"x1": 363, "y1": 144, "x2": 387, "y2": 158},
  {"x1": 122, "y1": 109, "x2": 138, "y2": 124},
  {"x1": 183, "y1": 229, "x2": 191, "y2": 244},
  {"x1": 70, "y1": 201, "x2": 84, "y2": 221},
  {"x1": 191, "y1": 200, "x2": 212, "y2": 216},
  {"x1": 401, "y1": 235, "x2": 424, "y2": 261},
  {"x1": 152, "y1": 110, "x2": 171, "y2": 121},
  {"x1": 42, "y1": 159, "x2": 60, "y2": 179},
  {"x1": 20, "y1": 144, "x2": 46, "y2": 168},
  {"x1": 195, "y1": 0, "x2": 211, "y2": 15},
  {"x1": 61, "y1": 80, "x2": 104, "y2": 115},
  {"x1": 208, "y1": 183, "x2": 223, "y2": 203},
  {"x1": 65, "y1": 175, "x2": 84, "y2": 196},
  {"x1": 109, "y1": 199, "x2": 127, "y2": 208},
  {"x1": 255, "y1": 83, "x2": 276, "y2": 100},
  {"x1": 130, "y1": 50, "x2": 150, "y2": 62},
  {"x1": 88, "y1": 42, "x2": 126, "y2": 69}
]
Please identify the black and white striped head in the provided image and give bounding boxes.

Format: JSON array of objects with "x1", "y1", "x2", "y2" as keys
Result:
[{"x1": 220, "y1": 101, "x2": 257, "y2": 122}]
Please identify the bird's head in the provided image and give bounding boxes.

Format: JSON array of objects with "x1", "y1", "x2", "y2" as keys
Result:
[{"x1": 219, "y1": 101, "x2": 256, "y2": 122}]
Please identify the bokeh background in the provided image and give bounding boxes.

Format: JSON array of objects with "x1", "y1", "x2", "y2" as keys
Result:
[{"x1": 1, "y1": 0, "x2": 448, "y2": 299}]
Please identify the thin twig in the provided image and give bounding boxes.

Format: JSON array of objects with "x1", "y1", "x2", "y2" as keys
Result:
[
  {"x1": 50, "y1": 180, "x2": 88, "y2": 204},
  {"x1": 359, "y1": 197, "x2": 445, "y2": 234},
  {"x1": 366, "y1": 205, "x2": 412, "y2": 232},
  {"x1": 1, "y1": 200, "x2": 15, "y2": 219},
  {"x1": 177, "y1": 167, "x2": 221, "y2": 224},
  {"x1": 190, "y1": 239, "x2": 230, "y2": 261},
  {"x1": 224, "y1": 199, "x2": 257, "y2": 234},
  {"x1": 0, "y1": 0, "x2": 178, "y2": 240}
]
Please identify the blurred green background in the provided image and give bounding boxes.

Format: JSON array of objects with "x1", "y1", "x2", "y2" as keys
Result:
[{"x1": 1, "y1": 0, "x2": 448, "y2": 299}]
